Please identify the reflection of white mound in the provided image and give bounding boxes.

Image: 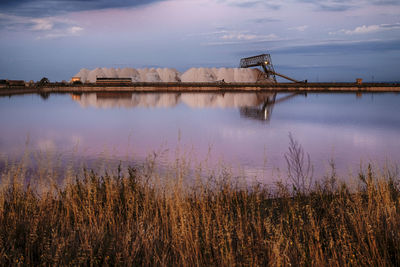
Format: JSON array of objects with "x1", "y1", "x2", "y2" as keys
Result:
[
  {"x1": 73, "y1": 67, "x2": 271, "y2": 83},
  {"x1": 75, "y1": 93, "x2": 181, "y2": 109},
  {"x1": 131, "y1": 94, "x2": 180, "y2": 108},
  {"x1": 180, "y1": 93, "x2": 267, "y2": 108},
  {"x1": 72, "y1": 93, "x2": 275, "y2": 109}
]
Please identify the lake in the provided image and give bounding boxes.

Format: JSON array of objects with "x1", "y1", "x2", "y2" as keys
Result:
[{"x1": 1, "y1": 91, "x2": 399, "y2": 183}]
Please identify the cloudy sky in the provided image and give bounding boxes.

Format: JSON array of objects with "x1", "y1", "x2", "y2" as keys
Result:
[{"x1": 0, "y1": 0, "x2": 399, "y2": 82}]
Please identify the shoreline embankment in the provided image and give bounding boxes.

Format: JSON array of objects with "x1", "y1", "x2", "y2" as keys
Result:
[{"x1": 1, "y1": 82, "x2": 400, "y2": 96}]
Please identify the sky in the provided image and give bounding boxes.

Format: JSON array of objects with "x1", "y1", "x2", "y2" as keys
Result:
[{"x1": 0, "y1": 0, "x2": 399, "y2": 82}]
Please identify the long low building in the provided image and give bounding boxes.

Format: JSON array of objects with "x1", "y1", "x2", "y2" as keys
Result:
[{"x1": 96, "y1": 77, "x2": 132, "y2": 85}]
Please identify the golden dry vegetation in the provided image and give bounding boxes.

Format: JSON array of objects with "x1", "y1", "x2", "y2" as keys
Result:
[{"x1": 0, "y1": 147, "x2": 399, "y2": 266}]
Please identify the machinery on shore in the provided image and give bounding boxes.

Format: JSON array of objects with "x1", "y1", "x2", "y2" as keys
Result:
[{"x1": 240, "y1": 54, "x2": 307, "y2": 83}]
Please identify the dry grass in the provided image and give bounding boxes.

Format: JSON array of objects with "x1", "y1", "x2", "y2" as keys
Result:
[{"x1": 0, "y1": 152, "x2": 399, "y2": 266}]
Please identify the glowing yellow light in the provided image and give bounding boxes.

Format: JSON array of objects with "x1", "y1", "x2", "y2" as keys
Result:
[{"x1": 265, "y1": 61, "x2": 269, "y2": 65}]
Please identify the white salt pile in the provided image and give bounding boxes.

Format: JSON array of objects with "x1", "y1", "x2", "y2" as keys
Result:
[
  {"x1": 137, "y1": 68, "x2": 161, "y2": 82},
  {"x1": 73, "y1": 67, "x2": 272, "y2": 83},
  {"x1": 180, "y1": 68, "x2": 217, "y2": 82},
  {"x1": 183, "y1": 67, "x2": 266, "y2": 83},
  {"x1": 74, "y1": 67, "x2": 181, "y2": 83},
  {"x1": 74, "y1": 68, "x2": 90, "y2": 82},
  {"x1": 118, "y1": 68, "x2": 140, "y2": 82},
  {"x1": 156, "y1": 68, "x2": 181, "y2": 82}
]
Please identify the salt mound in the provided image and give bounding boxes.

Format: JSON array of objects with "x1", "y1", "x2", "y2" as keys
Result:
[
  {"x1": 137, "y1": 68, "x2": 149, "y2": 82},
  {"x1": 117, "y1": 68, "x2": 141, "y2": 82},
  {"x1": 103, "y1": 67, "x2": 117, "y2": 78},
  {"x1": 135, "y1": 68, "x2": 163, "y2": 82},
  {"x1": 234, "y1": 68, "x2": 267, "y2": 82},
  {"x1": 73, "y1": 67, "x2": 272, "y2": 83},
  {"x1": 73, "y1": 68, "x2": 90, "y2": 83},
  {"x1": 156, "y1": 68, "x2": 181, "y2": 82},
  {"x1": 180, "y1": 68, "x2": 217, "y2": 82},
  {"x1": 180, "y1": 67, "x2": 269, "y2": 83},
  {"x1": 216, "y1": 68, "x2": 235, "y2": 83},
  {"x1": 144, "y1": 68, "x2": 162, "y2": 82},
  {"x1": 86, "y1": 68, "x2": 105, "y2": 83}
]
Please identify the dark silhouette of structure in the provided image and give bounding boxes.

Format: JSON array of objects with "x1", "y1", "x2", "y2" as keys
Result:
[{"x1": 240, "y1": 53, "x2": 307, "y2": 83}]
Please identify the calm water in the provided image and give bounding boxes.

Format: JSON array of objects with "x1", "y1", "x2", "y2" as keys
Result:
[{"x1": 0, "y1": 92, "x2": 399, "y2": 182}]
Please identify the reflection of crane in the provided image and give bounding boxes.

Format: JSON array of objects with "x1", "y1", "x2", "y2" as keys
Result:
[
  {"x1": 240, "y1": 54, "x2": 307, "y2": 83},
  {"x1": 239, "y1": 93, "x2": 301, "y2": 122},
  {"x1": 240, "y1": 93, "x2": 276, "y2": 121}
]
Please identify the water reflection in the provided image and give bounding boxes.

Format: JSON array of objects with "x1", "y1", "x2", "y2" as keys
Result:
[
  {"x1": 71, "y1": 92, "x2": 300, "y2": 122},
  {"x1": 239, "y1": 94, "x2": 276, "y2": 122},
  {"x1": 39, "y1": 92, "x2": 50, "y2": 100},
  {"x1": 70, "y1": 92, "x2": 277, "y2": 108},
  {"x1": 70, "y1": 92, "x2": 306, "y2": 123},
  {"x1": 239, "y1": 93, "x2": 304, "y2": 122},
  {"x1": 1, "y1": 92, "x2": 399, "y2": 182}
]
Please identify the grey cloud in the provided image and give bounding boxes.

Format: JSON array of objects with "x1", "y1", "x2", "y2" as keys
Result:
[
  {"x1": 297, "y1": 0, "x2": 400, "y2": 11},
  {"x1": 297, "y1": 0, "x2": 354, "y2": 12},
  {"x1": 371, "y1": 0, "x2": 400, "y2": 5},
  {"x1": 276, "y1": 64, "x2": 365, "y2": 71},
  {"x1": 380, "y1": 23, "x2": 400, "y2": 29},
  {"x1": 318, "y1": 4, "x2": 352, "y2": 12},
  {"x1": 0, "y1": 14, "x2": 71, "y2": 31},
  {"x1": 0, "y1": 0, "x2": 166, "y2": 17},
  {"x1": 271, "y1": 39, "x2": 400, "y2": 54},
  {"x1": 331, "y1": 23, "x2": 400, "y2": 35},
  {"x1": 0, "y1": 13, "x2": 84, "y2": 39},
  {"x1": 250, "y1": 18, "x2": 280, "y2": 24},
  {"x1": 0, "y1": 14, "x2": 37, "y2": 31},
  {"x1": 236, "y1": 39, "x2": 400, "y2": 59},
  {"x1": 202, "y1": 37, "x2": 286, "y2": 47},
  {"x1": 219, "y1": 0, "x2": 281, "y2": 9}
]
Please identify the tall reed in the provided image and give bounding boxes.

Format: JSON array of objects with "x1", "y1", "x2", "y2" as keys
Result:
[{"x1": 0, "y1": 155, "x2": 399, "y2": 266}]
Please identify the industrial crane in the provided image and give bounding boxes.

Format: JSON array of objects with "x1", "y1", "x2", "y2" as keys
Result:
[{"x1": 240, "y1": 54, "x2": 307, "y2": 83}]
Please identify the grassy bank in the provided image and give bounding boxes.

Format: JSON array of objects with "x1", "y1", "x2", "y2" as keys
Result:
[{"x1": 0, "y1": 156, "x2": 399, "y2": 266}]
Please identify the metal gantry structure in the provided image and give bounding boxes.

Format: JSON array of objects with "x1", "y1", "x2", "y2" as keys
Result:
[
  {"x1": 240, "y1": 54, "x2": 277, "y2": 82},
  {"x1": 240, "y1": 53, "x2": 305, "y2": 83}
]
